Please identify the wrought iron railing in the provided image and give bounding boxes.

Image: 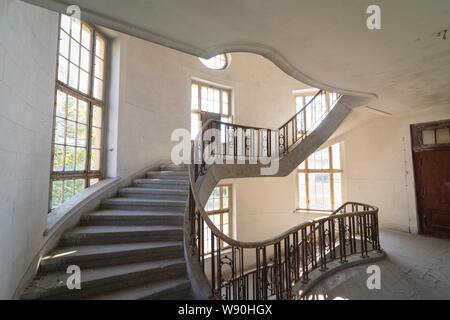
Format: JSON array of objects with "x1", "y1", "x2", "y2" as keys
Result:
[
  {"x1": 191, "y1": 90, "x2": 339, "y2": 178},
  {"x1": 187, "y1": 90, "x2": 380, "y2": 300}
]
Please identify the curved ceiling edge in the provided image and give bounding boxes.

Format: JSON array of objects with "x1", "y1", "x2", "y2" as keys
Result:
[{"x1": 21, "y1": 0, "x2": 378, "y2": 100}]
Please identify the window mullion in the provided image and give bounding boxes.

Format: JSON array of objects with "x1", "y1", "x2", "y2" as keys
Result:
[
  {"x1": 305, "y1": 158, "x2": 310, "y2": 209},
  {"x1": 329, "y1": 146, "x2": 335, "y2": 210}
]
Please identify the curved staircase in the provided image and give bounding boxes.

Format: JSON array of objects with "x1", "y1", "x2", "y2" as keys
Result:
[{"x1": 21, "y1": 164, "x2": 192, "y2": 300}]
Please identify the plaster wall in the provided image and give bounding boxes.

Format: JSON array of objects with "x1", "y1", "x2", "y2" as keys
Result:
[{"x1": 0, "y1": 0, "x2": 58, "y2": 299}]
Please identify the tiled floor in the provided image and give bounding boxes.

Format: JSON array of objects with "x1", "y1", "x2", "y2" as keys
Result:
[{"x1": 305, "y1": 229, "x2": 450, "y2": 300}]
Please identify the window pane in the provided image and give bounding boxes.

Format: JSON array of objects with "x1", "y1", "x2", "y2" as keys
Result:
[
  {"x1": 77, "y1": 100, "x2": 88, "y2": 124},
  {"x1": 332, "y1": 144, "x2": 341, "y2": 169},
  {"x1": 93, "y1": 78, "x2": 103, "y2": 100},
  {"x1": 70, "y1": 40, "x2": 80, "y2": 65},
  {"x1": 77, "y1": 124, "x2": 86, "y2": 147},
  {"x1": 308, "y1": 147, "x2": 329, "y2": 170},
  {"x1": 55, "y1": 118, "x2": 65, "y2": 144},
  {"x1": 213, "y1": 89, "x2": 220, "y2": 113},
  {"x1": 436, "y1": 128, "x2": 450, "y2": 144},
  {"x1": 79, "y1": 70, "x2": 89, "y2": 94},
  {"x1": 58, "y1": 56, "x2": 69, "y2": 84},
  {"x1": 334, "y1": 173, "x2": 343, "y2": 209},
  {"x1": 201, "y1": 87, "x2": 208, "y2": 111},
  {"x1": 80, "y1": 47, "x2": 90, "y2": 72},
  {"x1": 59, "y1": 30, "x2": 70, "y2": 58},
  {"x1": 67, "y1": 95, "x2": 77, "y2": 121},
  {"x1": 222, "y1": 91, "x2": 229, "y2": 115},
  {"x1": 65, "y1": 146, "x2": 75, "y2": 171},
  {"x1": 199, "y1": 54, "x2": 227, "y2": 70},
  {"x1": 191, "y1": 84, "x2": 198, "y2": 110},
  {"x1": 298, "y1": 172, "x2": 307, "y2": 208},
  {"x1": 91, "y1": 127, "x2": 102, "y2": 149},
  {"x1": 71, "y1": 18, "x2": 81, "y2": 42},
  {"x1": 63, "y1": 179, "x2": 74, "y2": 201},
  {"x1": 94, "y1": 57, "x2": 104, "y2": 79},
  {"x1": 223, "y1": 212, "x2": 229, "y2": 225},
  {"x1": 60, "y1": 15, "x2": 71, "y2": 33},
  {"x1": 66, "y1": 121, "x2": 76, "y2": 145},
  {"x1": 56, "y1": 91, "x2": 67, "y2": 118},
  {"x1": 81, "y1": 24, "x2": 91, "y2": 49},
  {"x1": 51, "y1": 181, "x2": 63, "y2": 209},
  {"x1": 309, "y1": 173, "x2": 331, "y2": 210},
  {"x1": 191, "y1": 113, "x2": 200, "y2": 140},
  {"x1": 222, "y1": 186, "x2": 228, "y2": 198},
  {"x1": 223, "y1": 197, "x2": 229, "y2": 209},
  {"x1": 213, "y1": 199, "x2": 220, "y2": 211},
  {"x1": 92, "y1": 106, "x2": 102, "y2": 127},
  {"x1": 53, "y1": 145, "x2": 64, "y2": 171},
  {"x1": 96, "y1": 36, "x2": 105, "y2": 59},
  {"x1": 75, "y1": 179, "x2": 85, "y2": 194},
  {"x1": 422, "y1": 129, "x2": 435, "y2": 145},
  {"x1": 90, "y1": 149, "x2": 101, "y2": 170},
  {"x1": 76, "y1": 148, "x2": 86, "y2": 171},
  {"x1": 68, "y1": 63, "x2": 79, "y2": 89},
  {"x1": 223, "y1": 224, "x2": 229, "y2": 237}
]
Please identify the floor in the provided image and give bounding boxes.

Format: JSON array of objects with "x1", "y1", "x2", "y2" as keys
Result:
[{"x1": 305, "y1": 229, "x2": 450, "y2": 300}]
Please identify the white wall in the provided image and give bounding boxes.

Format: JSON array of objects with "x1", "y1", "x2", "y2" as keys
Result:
[
  {"x1": 0, "y1": 0, "x2": 58, "y2": 299},
  {"x1": 109, "y1": 34, "x2": 310, "y2": 179},
  {"x1": 333, "y1": 105, "x2": 450, "y2": 234}
]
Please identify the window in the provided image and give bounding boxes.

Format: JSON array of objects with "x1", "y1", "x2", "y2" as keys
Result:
[
  {"x1": 297, "y1": 143, "x2": 343, "y2": 212},
  {"x1": 203, "y1": 185, "x2": 232, "y2": 254},
  {"x1": 191, "y1": 81, "x2": 232, "y2": 140},
  {"x1": 295, "y1": 91, "x2": 339, "y2": 133},
  {"x1": 199, "y1": 54, "x2": 229, "y2": 70},
  {"x1": 50, "y1": 14, "x2": 107, "y2": 210}
]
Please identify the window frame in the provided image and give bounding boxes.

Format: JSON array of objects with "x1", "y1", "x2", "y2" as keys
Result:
[
  {"x1": 191, "y1": 80, "x2": 233, "y2": 139},
  {"x1": 293, "y1": 91, "x2": 339, "y2": 135},
  {"x1": 296, "y1": 144, "x2": 344, "y2": 212},
  {"x1": 199, "y1": 54, "x2": 230, "y2": 70},
  {"x1": 49, "y1": 15, "x2": 108, "y2": 212},
  {"x1": 203, "y1": 185, "x2": 233, "y2": 254}
]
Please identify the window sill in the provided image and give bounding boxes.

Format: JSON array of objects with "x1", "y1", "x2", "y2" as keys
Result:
[{"x1": 294, "y1": 209, "x2": 332, "y2": 215}]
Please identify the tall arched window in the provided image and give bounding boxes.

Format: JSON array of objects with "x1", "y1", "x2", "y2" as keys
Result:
[{"x1": 50, "y1": 14, "x2": 107, "y2": 210}]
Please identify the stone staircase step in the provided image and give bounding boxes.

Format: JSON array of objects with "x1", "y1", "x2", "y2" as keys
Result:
[
  {"x1": 61, "y1": 225, "x2": 183, "y2": 245},
  {"x1": 39, "y1": 242, "x2": 184, "y2": 273},
  {"x1": 134, "y1": 179, "x2": 190, "y2": 190},
  {"x1": 160, "y1": 164, "x2": 189, "y2": 172},
  {"x1": 101, "y1": 197, "x2": 185, "y2": 212},
  {"x1": 146, "y1": 171, "x2": 189, "y2": 180},
  {"x1": 90, "y1": 277, "x2": 191, "y2": 300},
  {"x1": 118, "y1": 187, "x2": 188, "y2": 200},
  {"x1": 81, "y1": 210, "x2": 184, "y2": 226},
  {"x1": 21, "y1": 258, "x2": 187, "y2": 300}
]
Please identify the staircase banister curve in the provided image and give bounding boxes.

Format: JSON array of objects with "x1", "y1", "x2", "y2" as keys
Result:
[
  {"x1": 189, "y1": 166, "x2": 376, "y2": 248},
  {"x1": 186, "y1": 90, "x2": 382, "y2": 300}
]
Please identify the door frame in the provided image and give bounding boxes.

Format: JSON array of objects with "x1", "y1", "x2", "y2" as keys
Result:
[{"x1": 411, "y1": 119, "x2": 450, "y2": 236}]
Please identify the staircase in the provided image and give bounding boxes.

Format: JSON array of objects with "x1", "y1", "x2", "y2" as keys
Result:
[{"x1": 21, "y1": 164, "x2": 192, "y2": 300}]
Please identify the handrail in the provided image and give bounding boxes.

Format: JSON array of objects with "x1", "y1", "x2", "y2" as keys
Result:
[
  {"x1": 187, "y1": 91, "x2": 380, "y2": 299},
  {"x1": 278, "y1": 89, "x2": 323, "y2": 130}
]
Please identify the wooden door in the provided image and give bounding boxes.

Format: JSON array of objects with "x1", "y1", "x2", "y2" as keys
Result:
[{"x1": 411, "y1": 120, "x2": 450, "y2": 238}]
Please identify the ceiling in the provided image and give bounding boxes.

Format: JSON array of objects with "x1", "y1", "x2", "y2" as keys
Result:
[{"x1": 23, "y1": 0, "x2": 450, "y2": 115}]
